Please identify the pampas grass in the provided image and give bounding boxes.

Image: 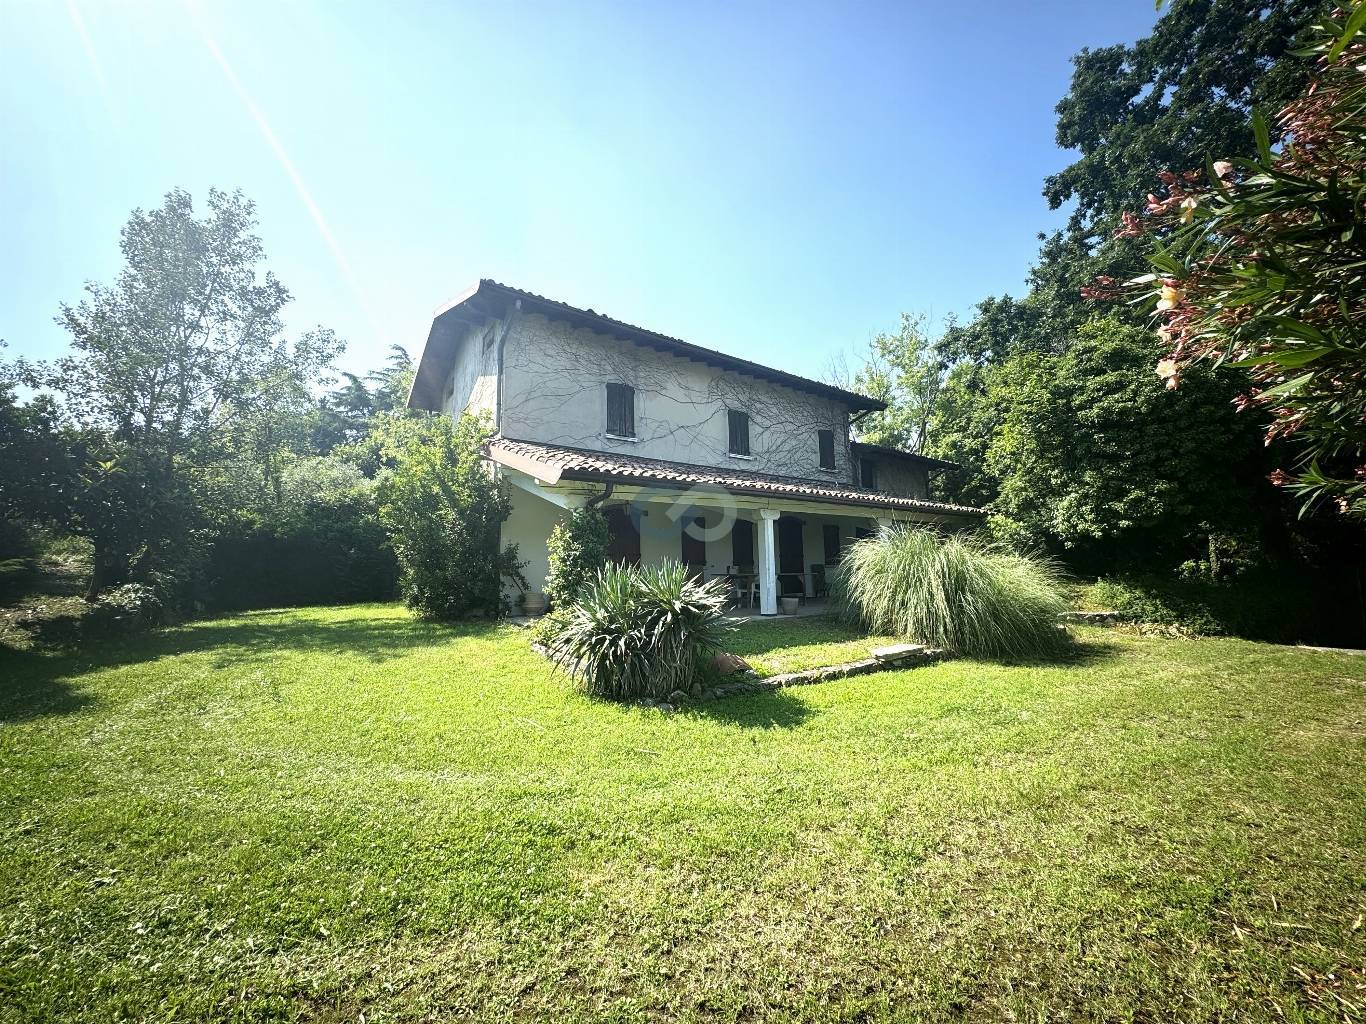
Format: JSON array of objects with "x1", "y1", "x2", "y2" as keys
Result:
[{"x1": 833, "y1": 527, "x2": 1071, "y2": 659}]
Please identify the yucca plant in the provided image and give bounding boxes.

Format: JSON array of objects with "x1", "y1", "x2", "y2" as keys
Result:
[
  {"x1": 833, "y1": 527, "x2": 1070, "y2": 660},
  {"x1": 545, "y1": 560, "x2": 733, "y2": 701}
]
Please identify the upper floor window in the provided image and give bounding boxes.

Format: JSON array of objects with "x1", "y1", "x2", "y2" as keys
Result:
[
  {"x1": 817, "y1": 430, "x2": 836, "y2": 471},
  {"x1": 859, "y1": 458, "x2": 878, "y2": 490},
  {"x1": 727, "y1": 409, "x2": 751, "y2": 457},
  {"x1": 606, "y1": 383, "x2": 635, "y2": 439}
]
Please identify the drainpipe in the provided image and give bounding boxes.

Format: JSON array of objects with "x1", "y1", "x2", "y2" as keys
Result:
[
  {"x1": 492, "y1": 298, "x2": 522, "y2": 435},
  {"x1": 585, "y1": 482, "x2": 614, "y2": 509}
]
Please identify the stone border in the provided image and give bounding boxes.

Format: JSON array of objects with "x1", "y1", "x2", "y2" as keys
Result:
[
  {"x1": 531, "y1": 640, "x2": 946, "y2": 712},
  {"x1": 1058, "y1": 610, "x2": 1130, "y2": 626}
]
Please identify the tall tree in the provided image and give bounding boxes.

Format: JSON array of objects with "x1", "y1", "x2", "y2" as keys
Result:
[
  {"x1": 50, "y1": 189, "x2": 341, "y2": 595},
  {"x1": 844, "y1": 313, "x2": 943, "y2": 453},
  {"x1": 1047, "y1": 0, "x2": 1317, "y2": 244}
]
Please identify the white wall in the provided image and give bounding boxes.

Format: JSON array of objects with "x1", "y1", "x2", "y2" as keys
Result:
[
  {"x1": 442, "y1": 319, "x2": 500, "y2": 421},
  {"x1": 499, "y1": 313, "x2": 854, "y2": 481},
  {"x1": 503, "y1": 484, "x2": 565, "y2": 597}
]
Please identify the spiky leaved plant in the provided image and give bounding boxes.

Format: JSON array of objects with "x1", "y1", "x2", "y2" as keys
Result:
[
  {"x1": 546, "y1": 560, "x2": 733, "y2": 701},
  {"x1": 833, "y1": 527, "x2": 1070, "y2": 660}
]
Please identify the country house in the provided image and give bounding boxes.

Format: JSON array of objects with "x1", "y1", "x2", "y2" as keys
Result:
[{"x1": 407, "y1": 280, "x2": 982, "y2": 615}]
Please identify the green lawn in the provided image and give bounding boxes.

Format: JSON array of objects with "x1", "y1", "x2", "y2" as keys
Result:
[
  {"x1": 726, "y1": 617, "x2": 901, "y2": 677},
  {"x1": 2, "y1": 605, "x2": 1363, "y2": 1022}
]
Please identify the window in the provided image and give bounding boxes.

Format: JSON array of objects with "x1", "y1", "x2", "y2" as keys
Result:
[
  {"x1": 822, "y1": 524, "x2": 841, "y2": 564},
  {"x1": 817, "y1": 429, "x2": 836, "y2": 471},
  {"x1": 727, "y1": 409, "x2": 751, "y2": 457},
  {"x1": 859, "y1": 458, "x2": 878, "y2": 490},
  {"x1": 606, "y1": 383, "x2": 635, "y2": 439}
]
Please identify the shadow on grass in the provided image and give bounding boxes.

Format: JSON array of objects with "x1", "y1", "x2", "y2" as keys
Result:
[
  {"x1": 957, "y1": 633, "x2": 1126, "y2": 670},
  {"x1": 688, "y1": 688, "x2": 813, "y2": 729},
  {"x1": 0, "y1": 607, "x2": 507, "y2": 723}
]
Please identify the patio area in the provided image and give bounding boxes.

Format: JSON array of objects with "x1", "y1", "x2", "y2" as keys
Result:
[{"x1": 724, "y1": 597, "x2": 833, "y2": 622}]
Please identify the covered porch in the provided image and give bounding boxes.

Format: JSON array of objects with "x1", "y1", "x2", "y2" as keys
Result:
[{"x1": 498, "y1": 469, "x2": 970, "y2": 617}]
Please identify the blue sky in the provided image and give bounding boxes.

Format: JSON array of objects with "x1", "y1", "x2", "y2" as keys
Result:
[{"x1": 0, "y1": 0, "x2": 1159, "y2": 383}]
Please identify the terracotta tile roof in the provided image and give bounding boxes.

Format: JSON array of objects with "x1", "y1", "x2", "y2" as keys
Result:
[{"x1": 488, "y1": 437, "x2": 984, "y2": 517}]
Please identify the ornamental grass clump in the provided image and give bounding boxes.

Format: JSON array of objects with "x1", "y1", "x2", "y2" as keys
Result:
[
  {"x1": 833, "y1": 527, "x2": 1071, "y2": 660},
  {"x1": 546, "y1": 560, "x2": 733, "y2": 701}
]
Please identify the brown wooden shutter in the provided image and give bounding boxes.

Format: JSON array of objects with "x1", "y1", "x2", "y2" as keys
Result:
[
  {"x1": 606, "y1": 384, "x2": 635, "y2": 438},
  {"x1": 727, "y1": 409, "x2": 750, "y2": 456}
]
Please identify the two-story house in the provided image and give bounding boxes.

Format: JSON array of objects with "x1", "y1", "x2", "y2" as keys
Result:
[{"x1": 407, "y1": 280, "x2": 982, "y2": 615}]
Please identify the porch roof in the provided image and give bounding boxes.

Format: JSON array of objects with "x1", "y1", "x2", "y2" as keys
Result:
[{"x1": 487, "y1": 437, "x2": 985, "y2": 517}]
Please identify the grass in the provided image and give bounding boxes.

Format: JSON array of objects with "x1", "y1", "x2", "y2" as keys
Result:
[
  {"x1": 835, "y1": 528, "x2": 1070, "y2": 659},
  {"x1": 726, "y1": 617, "x2": 901, "y2": 677},
  {"x1": 2, "y1": 604, "x2": 1364, "y2": 1022}
]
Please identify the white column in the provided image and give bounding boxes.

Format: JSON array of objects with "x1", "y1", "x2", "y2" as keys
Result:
[{"x1": 758, "y1": 509, "x2": 780, "y2": 616}]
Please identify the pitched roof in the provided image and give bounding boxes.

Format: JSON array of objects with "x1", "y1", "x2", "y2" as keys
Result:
[
  {"x1": 488, "y1": 437, "x2": 984, "y2": 517},
  {"x1": 409, "y1": 279, "x2": 886, "y2": 413},
  {"x1": 851, "y1": 441, "x2": 959, "y2": 472}
]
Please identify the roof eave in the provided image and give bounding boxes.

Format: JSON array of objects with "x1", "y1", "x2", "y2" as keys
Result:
[{"x1": 554, "y1": 466, "x2": 983, "y2": 517}]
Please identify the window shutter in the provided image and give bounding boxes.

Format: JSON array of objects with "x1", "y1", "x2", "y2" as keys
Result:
[
  {"x1": 818, "y1": 430, "x2": 835, "y2": 470},
  {"x1": 728, "y1": 410, "x2": 750, "y2": 456},
  {"x1": 606, "y1": 384, "x2": 635, "y2": 438}
]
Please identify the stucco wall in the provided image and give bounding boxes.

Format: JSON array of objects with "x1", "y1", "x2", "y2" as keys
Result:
[
  {"x1": 868, "y1": 458, "x2": 929, "y2": 499},
  {"x1": 442, "y1": 319, "x2": 499, "y2": 421},
  {"x1": 498, "y1": 313, "x2": 854, "y2": 481}
]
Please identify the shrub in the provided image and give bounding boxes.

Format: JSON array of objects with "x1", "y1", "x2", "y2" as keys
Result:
[
  {"x1": 88, "y1": 582, "x2": 165, "y2": 633},
  {"x1": 833, "y1": 527, "x2": 1071, "y2": 659},
  {"x1": 1090, "y1": 569, "x2": 1365, "y2": 646},
  {"x1": 376, "y1": 413, "x2": 525, "y2": 620},
  {"x1": 545, "y1": 561, "x2": 732, "y2": 701},
  {"x1": 204, "y1": 458, "x2": 396, "y2": 611},
  {"x1": 544, "y1": 507, "x2": 610, "y2": 608}
]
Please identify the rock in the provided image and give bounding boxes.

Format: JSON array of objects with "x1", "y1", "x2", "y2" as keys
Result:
[
  {"x1": 657, "y1": 702, "x2": 674, "y2": 714},
  {"x1": 870, "y1": 643, "x2": 924, "y2": 663},
  {"x1": 667, "y1": 689, "x2": 690, "y2": 705},
  {"x1": 708, "y1": 652, "x2": 753, "y2": 676},
  {"x1": 689, "y1": 682, "x2": 704, "y2": 698}
]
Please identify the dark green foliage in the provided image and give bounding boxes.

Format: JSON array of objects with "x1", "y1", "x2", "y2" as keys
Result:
[
  {"x1": 833, "y1": 527, "x2": 1071, "y2": 660},
  {"x1": 1047, "y1": 0, "x2": 1317, "y2": 240},
  {"x1": 377, "y1": 413, "x2": 524, "y2": 619},
  {"x1": 984, "y1": 317, "x2": 1265, "y2": 569},
  {"x1": 544, "y1": 507, "x2": 610, "y2": 608},
  {"x1": 1092, "y1": 569, "x2": 1365, "y2": 647},
  {"x1": 204, "y1": 459, "x2": 395, "y2": 611},
  {"x1": 545, "y1": 561, "x2": 732, "y2": 700}
]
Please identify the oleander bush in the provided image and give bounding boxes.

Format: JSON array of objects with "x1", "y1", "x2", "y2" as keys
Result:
[
  {"x1": 833, "y1": 526, "x2": 1071, "y2": 659},
  {"x1": 545, "y1": 560, "x2": 732, "y2": 701}
]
